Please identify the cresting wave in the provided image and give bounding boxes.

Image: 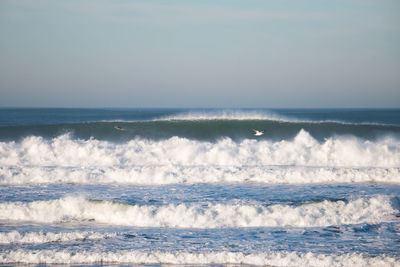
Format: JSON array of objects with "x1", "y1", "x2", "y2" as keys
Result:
[
  {"x1": 157, "y1": 110, "x2": 394, "y2": 126},
  {"x1": 0, "y1": 231, "x2": 115, "y2": 244},
  {"x1": 1, "y1": 249, "x2": 398, "y2": 266},
  {"x1": 0, "y1": 196, "x2": 397, "y2": 228}
]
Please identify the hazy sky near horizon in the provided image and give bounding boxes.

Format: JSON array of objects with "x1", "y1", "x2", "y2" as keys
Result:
[{"x1": 0, "y1": 0, "x2": 399, "y2": 108}]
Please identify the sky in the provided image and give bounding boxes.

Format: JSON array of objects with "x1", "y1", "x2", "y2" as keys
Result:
[{"x1": 0, "y1": 0, "x2": 399, "y2": 108}]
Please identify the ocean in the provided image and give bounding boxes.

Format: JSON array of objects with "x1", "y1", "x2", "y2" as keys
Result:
[{"x1": 0, "y1": 108, "x2": 399, "y2": 266}]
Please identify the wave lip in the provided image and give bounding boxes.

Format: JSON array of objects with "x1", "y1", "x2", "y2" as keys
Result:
[
  {"x1": 0, "y1": 231, "x2": 115, "y2": 244},
  {"x1": 0, "y1": 196, "x2": 396, "y2": 228},
  {"x1": 0, "y1": 249, "x2": 398, "y2": 266}
]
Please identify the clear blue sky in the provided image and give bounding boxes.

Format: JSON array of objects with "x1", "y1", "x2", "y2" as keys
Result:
[{"x1": 0, "y1": 0, "x2": 399, "y2": 108}]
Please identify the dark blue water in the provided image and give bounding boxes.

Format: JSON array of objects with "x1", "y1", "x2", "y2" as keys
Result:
[{"x1": 1, "y1": 108, "x2": 399, "y2": 142}]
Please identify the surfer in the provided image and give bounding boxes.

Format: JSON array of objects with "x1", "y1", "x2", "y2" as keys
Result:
[
  {"x1": 253, "y1": 129, "x2": 264, "y2": 136},
  {"x1": 114, "y1": 125, "x2": 124, "y2": 131}
]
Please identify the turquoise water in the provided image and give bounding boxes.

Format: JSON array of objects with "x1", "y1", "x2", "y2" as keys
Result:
[{"x1": 0, "y1": 109, "x2": 399, "y2": 266}]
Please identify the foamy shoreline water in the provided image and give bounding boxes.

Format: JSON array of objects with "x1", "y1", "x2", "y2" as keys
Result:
[{"x1": 1, "y1": 250, "x2": 399, "y2": 266}]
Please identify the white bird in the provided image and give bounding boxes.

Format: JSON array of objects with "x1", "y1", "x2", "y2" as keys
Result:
[{"x1": 253, "y1": 129, "x2": 264, "y2": 136}]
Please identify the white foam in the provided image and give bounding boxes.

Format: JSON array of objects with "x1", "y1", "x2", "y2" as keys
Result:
[
  {"x1": 1, "y1": 249, "x2": 398, "y2": 266},
  {"x1": 1, "y1": 130, "x2": 398, "y2": 168},
  {"x1": 0, "y1": 195, "x2": 396, "y2": 228},
  {"x1": 0, "y1": 231, "x2": 115, "y2": 244},
  {"x1": 0, "y1": 131, "x2": 399, "y2": 185},
  {"x1": 1, "y1": 165, "x2": 399, "y2": 185}
]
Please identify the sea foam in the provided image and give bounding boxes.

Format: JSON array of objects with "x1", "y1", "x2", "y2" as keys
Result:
[
  {"x1": 1, "y1": 249, "x2": 398, "y2": 266},
  {"x1": 0, "y1": 195, "x2": 396, "y2": 228},
  {"x1": 0, "y1": 231, "x2": 115, "y2": 244},
  {"x1": 1, "y1": 165, "x2": 399, "y2": 185},
  {"x1": 0, "y1": 165, "x2": 400, "y2": 185}
]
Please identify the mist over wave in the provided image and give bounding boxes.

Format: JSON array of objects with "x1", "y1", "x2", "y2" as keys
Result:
[
  {"x1": 159, "y1": 110, "x2": 288, "y2": 121},
  {"x1": 158, "y1": 109, "x2": 397, "y2": 126}
]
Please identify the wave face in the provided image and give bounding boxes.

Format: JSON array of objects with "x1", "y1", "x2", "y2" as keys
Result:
[
  {"x1": 0, "y1": 130, "x2": 399, "y2": 184},
  {"x1": 1, "y1": 109, "x2": 400, "y2": 142},
  {"x1": 1, "y1": 119, "x2": 400, "y2": 142},
  {"x1": 0, "y1": 195, "x2": 397, "y2": 228}
]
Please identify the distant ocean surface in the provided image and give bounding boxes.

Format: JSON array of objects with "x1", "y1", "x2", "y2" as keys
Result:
[{"x1": 0, "y1": 108, "x2": 400, "y2": 266}]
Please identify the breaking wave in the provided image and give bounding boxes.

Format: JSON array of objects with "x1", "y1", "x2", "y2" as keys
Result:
[
  {"x1": 0, "y1": 130, "x2": 399, "y2": 185},
  {"x1": 0, "y1": 195, "x2": 397, "y2": 228},
  {"x1": 2, "y1": 130, "x2": 398, "y2": 167}
]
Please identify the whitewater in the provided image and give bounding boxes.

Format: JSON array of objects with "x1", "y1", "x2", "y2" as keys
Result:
[{"x1": 0, "y1": 108, "x2": 399, "y2": 266}]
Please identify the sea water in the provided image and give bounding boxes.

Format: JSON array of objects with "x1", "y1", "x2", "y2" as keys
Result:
[{"x1": 0, "y1": 108, "x2": 399, "y2": 266}]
